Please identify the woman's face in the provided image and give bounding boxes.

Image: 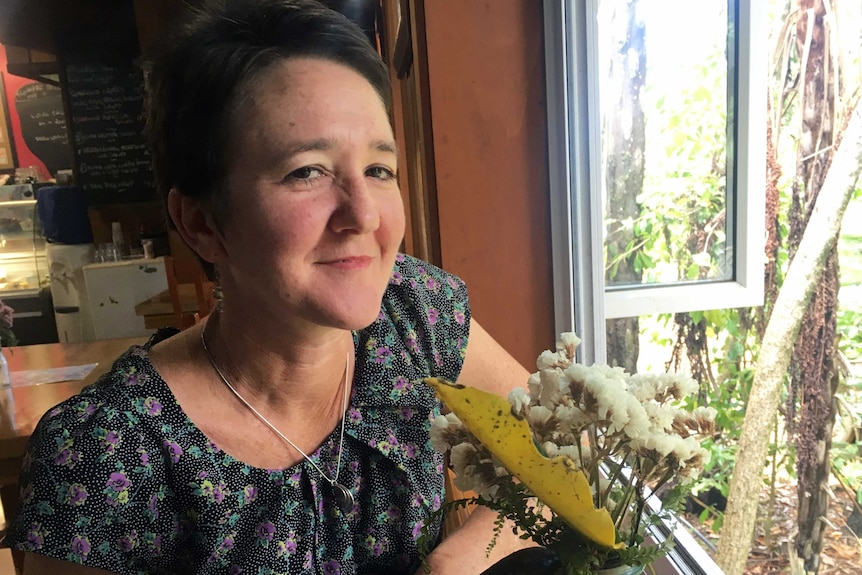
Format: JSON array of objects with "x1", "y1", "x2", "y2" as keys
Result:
[{"x1": 215, "y1": 57, "x2": 405, "y2": 332}]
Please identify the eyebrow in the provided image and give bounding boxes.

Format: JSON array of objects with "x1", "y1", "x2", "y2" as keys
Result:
[{"x1": 284, "y1": 138, "x2": 399, "y2": 158}]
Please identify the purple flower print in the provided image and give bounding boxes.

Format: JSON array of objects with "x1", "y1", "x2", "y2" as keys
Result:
[
  {"x1": 425, "y1": 276, "x2": 440, "y2": 290},
  {"x1": 229, "y1": 566, "x2": 243, "y2": 575},
  {"x1": 405, "y1": 334, "x2": 419, "y2": 353},
  {"x1": 304, "y1": 550, "x2": 313, "y2": 570},
  {"x1": 148, "y1": 493, "x2": 159, "y2": 516},
  {"x1": 386, "y1": 505, "x2": 402, "y2": 520},
  {"x1": 411, "y1": 521, "x2": 424, "y2": 540},
  {"x1": 255, "y1": 521, "x2": 275, "y2": 542},
  {"x1": 138, "y1": 447, "x2": 150, "y2": 465},
  {"x1": 417, "y1": 266, "x2": 427, "y2": 276},
  {"x1": 144, "y1": 397, "x2": 163, "y2": 416},
  {"x1": 446, "y1": 276, "x2": 459, "y2": 289},
  {"x1": 70, "y1": 535, "x2": 90, "y2": 558},
  {"x1": 390, "y1": 271, "x2": 403, "y2": 285},
  {"x1": 432, "y1": 349, "x2": 442, "y2": 367},
  {"x1": 102, "y1": 430, "x2": 121, "y2": 454},
  {"x1": 396, "y1": 252, "x2": 405, "y2": 262},
  {"x1": 393, "y1": 376, "x2": 408, "y2": 391},
  {"x1": 453, "y1": 309, "x2": 466, "y2": 326},
  {"x1": 243, "y1": 485, "x2": 258, "y2": 503},
  {"x1": 106, "y1": 472, "x2": 130, "y2": 492},
  {"x1": 404, "y1": 443, "x2": 418, "y2": 458},
  {"x1": 221, "y1": 535, "x2": 236, "y2": 551},
  {"x1": 163, "y1": 440, "x2": 183, "y2": 463},
  {"x1": 67, "y1": 483, "x2": 88, "y2": 506},
  {"x1": 212, "y1": 481, "x2": 227, "y2": 503},
  {"x1": 409, "y1": 278, "x2": 418, "y2": 289},
  {"x1": 426, "y1": 308, "x2": 439, "y2": 325},
  {"x1": 322, "y1": 560, "x2": 341, "y2": 575},
  {"x1": 348, "y1": 407, "x2": 362, "y2": 424},
  {"x1": 54, "y1": 449, "x2": 75, "y2": 467},
  {"x1": 375, "y1": 347, "x2": 392, "y2": 364},
  {"x1": 119, "y1": 531, "x2": 139, "y2": 552},
  {"x1": 26, "y1": 522, "x2": 45, "y2": 550},
  {"x1": 125, "y1": 372, "x2": 144, "y2": 386}
]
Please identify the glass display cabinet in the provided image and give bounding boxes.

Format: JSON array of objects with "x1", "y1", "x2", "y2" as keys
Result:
[
  {"x1": 0, "y1": 184, "x2": 48, "y2": 295},
  {"x1": 0, "y1": 184, "x2": 57, "y2": 345}
]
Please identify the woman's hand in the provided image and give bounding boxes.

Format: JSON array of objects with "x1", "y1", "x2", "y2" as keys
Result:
[{"x1": 414, "y1": 506, "x2": 536, "y2": 575}]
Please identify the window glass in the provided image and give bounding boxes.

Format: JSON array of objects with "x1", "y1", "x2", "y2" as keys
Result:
[{"x1": 598, "y1": 0, "x2": 734, "y2": 289}]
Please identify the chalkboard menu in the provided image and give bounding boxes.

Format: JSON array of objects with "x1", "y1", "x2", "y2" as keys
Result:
[
  {"x1": 14, "y1": 82, "x2": 74, "y2": 176},
  {"x1": 64, "y1": 61, "x2": 153, "y2": 204}
]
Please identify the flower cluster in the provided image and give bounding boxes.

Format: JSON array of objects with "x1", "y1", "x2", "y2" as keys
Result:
[{"x1": 430, "y1": 333, "x2": 716, "y2": 573}]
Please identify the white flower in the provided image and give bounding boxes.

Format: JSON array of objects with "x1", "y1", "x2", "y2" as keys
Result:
[
  {"x1": 527, "y1": 372, "x2": 542, "y2": 402},
  {"x1": 643, "y1": 402, "x2": 676, "y2": 432},
  {"x1": 542, "y1": 442, "x2": 584, "y2": 468},
  {"x1": 429, "y1": 412, "x2": 464, "y2": 452},
  {"x1": 538, "y1": 368, "x2": 565, "y2": 408},
  {"x1": 526, "y1": 405, "x2": 554, "y2": 429},
  {"x1": 508, "y1": 387, "x2": 531, "y2": 415}
]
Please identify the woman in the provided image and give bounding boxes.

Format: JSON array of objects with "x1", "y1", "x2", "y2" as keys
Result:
[{"x1": 3, "y1": 0, "x2": 533, "y2": 573}]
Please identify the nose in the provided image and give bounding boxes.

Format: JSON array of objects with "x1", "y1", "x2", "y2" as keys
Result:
[{"x1": 330, "y1": 174, "x2": 381, "y2": 234}]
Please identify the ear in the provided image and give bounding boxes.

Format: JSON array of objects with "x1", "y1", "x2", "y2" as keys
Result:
[{"x1": 166, "y1": 188, "x2": 226, "y2": 265}]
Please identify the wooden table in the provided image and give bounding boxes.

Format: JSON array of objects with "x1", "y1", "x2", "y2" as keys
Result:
[{"x1": 0, "y1": 337, "x2": 145, "y2": 572}]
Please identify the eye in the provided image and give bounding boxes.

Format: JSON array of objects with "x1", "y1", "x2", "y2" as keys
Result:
[
  {"x1": 287, "y1": 166, "x2": 326, "y2": 181},
  {"x1": 366, "y1": 166, "x2": 397, "y2": 181}
]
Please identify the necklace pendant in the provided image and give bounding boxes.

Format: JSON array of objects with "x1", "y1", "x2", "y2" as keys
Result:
[{"x1": 332, "y1": 481, "x2": 355, "y2": 514}]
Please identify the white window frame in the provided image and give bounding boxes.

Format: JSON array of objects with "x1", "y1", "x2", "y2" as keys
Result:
[{"x1": 545, "y1": 0, "x2": 767, "y2": 338}]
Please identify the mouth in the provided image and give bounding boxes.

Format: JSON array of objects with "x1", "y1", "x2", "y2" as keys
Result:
[{"x1": 319, "y1": 255, "x2": 374, "y2": 269}]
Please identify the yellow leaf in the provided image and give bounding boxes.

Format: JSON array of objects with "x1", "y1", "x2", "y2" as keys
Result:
[{"x1": 426, "y1": 377, "x2": 623, "y2": 550}]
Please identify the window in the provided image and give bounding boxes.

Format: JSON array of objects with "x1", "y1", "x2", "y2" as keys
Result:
[
  {"x1": 544, "y1": 0, "x2": 767, "y2": 342},
  {"x1": 544, "y1": 1, "x2": 767, "y2": 572}
]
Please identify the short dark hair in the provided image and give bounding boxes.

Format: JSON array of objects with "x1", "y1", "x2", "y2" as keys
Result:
[{"x1": 146, "y1": 0, "x2": 391, "y2": 271}]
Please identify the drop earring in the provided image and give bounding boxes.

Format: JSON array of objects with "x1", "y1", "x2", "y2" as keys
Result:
[{"x1": 212, "y1": 266, "x2": 224, "y2": 313}]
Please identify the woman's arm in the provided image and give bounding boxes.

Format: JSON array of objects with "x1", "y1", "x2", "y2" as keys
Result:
[
  {"x1": 418, "y1": 319, "x2": 537, "y2": 574},
  {"x1": 24, "y1": 553, "x2": 118, "y2": 575}
]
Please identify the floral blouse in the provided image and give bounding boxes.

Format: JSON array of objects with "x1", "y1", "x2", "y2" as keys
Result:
[{"x1": 3, "y1": 254, "x2": 470, "y2": 575}]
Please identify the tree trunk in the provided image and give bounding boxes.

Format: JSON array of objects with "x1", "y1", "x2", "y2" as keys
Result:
[
  {"x1": 789, "y1": 4, "x2": 840, "y2": 571},
  {"x1": 714, "y1": 102, "x2": 862, "y2": 575},
  {"x1": 603, "y1": 0, "x2": 645, "y2": 373}
]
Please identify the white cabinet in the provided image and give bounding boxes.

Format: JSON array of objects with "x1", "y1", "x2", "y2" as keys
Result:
[{"x1": 83, "y1": 257, "x2": 167, "y2": 340}]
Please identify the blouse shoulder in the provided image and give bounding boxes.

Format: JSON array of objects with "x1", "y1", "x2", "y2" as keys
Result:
[
  {"x1": 2, "y1": 346, "x2": 176, "y2": 574},
  {"x1": 379, "y1": 254, "x2": 471, "y2": 382}
]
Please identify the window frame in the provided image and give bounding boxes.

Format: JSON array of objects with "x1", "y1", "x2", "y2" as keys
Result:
[{"x1": 545, "y1": 0, "x2": 767, "y2": 330}]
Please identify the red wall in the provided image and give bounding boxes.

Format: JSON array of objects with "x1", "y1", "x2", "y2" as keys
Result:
[{"x1": 0, "y1": 44, "x2": 51, "y2": 179}]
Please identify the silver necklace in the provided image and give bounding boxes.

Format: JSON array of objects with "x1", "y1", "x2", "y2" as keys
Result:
[{"x1": 200, "y1": 323, "x2": 355, "y2": 514}]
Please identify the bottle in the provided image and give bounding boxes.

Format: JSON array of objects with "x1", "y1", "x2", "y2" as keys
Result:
[
  {"x1": 0, "y1": 345, "x2": 15, "y2": 433},
  {"x1": 111, "y1": 221, "x2": 126, "y2": 259},
  {"x1": 0, "y1": 345, "x2": 10, "y2": 389}
]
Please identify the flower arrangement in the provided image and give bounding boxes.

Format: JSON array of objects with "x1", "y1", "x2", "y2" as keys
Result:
[
  {"x1": 426, "y1": 333, "x2": 716, "y2": 575},
  {"x1": 0, "y1": 299, "x2": 17, "y2": 347}
]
